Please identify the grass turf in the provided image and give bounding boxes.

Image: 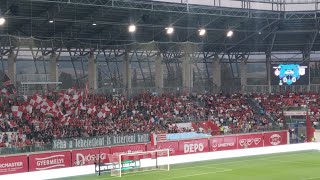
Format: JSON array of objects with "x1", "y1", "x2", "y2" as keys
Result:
[{"x1": 56, "y1": 150, "x2": 320, "y2": 180}]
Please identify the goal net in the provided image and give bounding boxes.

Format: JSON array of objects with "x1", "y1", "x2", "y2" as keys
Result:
[{"x1": 108, "y1": 149, "x2": 170, "y2": 177}]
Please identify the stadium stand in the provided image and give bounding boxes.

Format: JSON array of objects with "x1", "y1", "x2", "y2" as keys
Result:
[{"x1": 0, "y1": 88, "x2": 288, "y2": 153}]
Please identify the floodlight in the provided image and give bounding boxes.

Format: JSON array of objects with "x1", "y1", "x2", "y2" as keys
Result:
[
  {"x1": 92, "y1": 23, "x2": 97, "y2": 26},
  {"x1": 199, "y1": 29, "x2": 206, "y2": 36},
  {"x1": 0, "y1": 17, "x2": 6, "y2": 26},
  {"x1": 128, "y1": 25, "x2": 136, "y2": 33},
  {"x1": 226, "y1": 30, "x2": 233, "y2": 37},
  {"x1": 49, "y1": 20, "x2": 54, "y2": 23},
  {"x1": 166, "y1": 27, "x2": 174, "y2": 34}
]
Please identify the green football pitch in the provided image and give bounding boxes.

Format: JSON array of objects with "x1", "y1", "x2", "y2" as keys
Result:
[{"x1": 57, "y1": 151, "x2": 320, "y2": 180}]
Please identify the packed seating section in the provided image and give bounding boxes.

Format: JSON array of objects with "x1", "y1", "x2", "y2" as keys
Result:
[
  {"x1": 252, "y1": 92, "x2": 320, "y2": 128},
  {"x1": 3, "y1": 89, "x2": 317, "y2": 150}
]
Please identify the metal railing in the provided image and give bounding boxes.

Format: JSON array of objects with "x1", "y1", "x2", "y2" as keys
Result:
[
  {"x1": 16, "y1": 74, "x2": 51, "y2": 82},
  {"x1": 206, "y1": 126, "x2": 284, "y2": 136},
  {"x1": 244, "y1": 84, "x2": 320, "y2": 93}
]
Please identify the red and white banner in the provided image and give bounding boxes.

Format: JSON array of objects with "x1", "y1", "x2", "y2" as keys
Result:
[
  {"x1": 0, "y1": 155, "x2": 28, "y2": 175},
  {"x1": 178, "y1": 139, "x2": 209, "y2": 155},
  {"x1": 110, "y1": 143, "x2": 146, "y2": 155},
  {"x1": 210, "y1": 136, "x2": 237, "y2": 152},
  {"x1": 71, "y1": 147, "x2": 110, "y2": 166},
  {"x1": 146, "y1": 141, "x2": 179, "y2": 156},
  {"x1": 263, "y1": 131, "x2": 288, "y2": 146},
  {"x1": 237, "y1": 133, "x2": 264, "y2": 149},
  {"x1": 29, "y1": 151, "x2": 71, "y2": 171}
]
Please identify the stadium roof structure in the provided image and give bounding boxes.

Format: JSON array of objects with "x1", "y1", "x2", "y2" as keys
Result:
[{"x1": 1, "y1": 0, "x2": 320, "y2": 54}]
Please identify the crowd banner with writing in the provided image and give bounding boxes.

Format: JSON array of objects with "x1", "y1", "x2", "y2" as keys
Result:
[
  {"x1": 52, "y1": 133, "x2": 150, "y2": 150},
  {"x1": 29, "y1": 151, "x2": 71, "y2": 171},
  {"x1": 263, "y1": 131, "x2": 288, "y2": 146},
  {"x1": 71, "y1": 147, "x2": 110, "y2": 166},
  {"x1": 237, "y1": 133, "x2": 264, "y2": 149},
  {"x1": 178, "y1": 138, "x2": 209, "y2": 155},
  {"x1": 146, "y1": 141, "x2": 180, "y2": 156},
  {"x1": 210, "y1": 135, "x2": 237, "y2": 152},
  {"x1": 0, "y1": 155, "x2": 28, "y2": 175}
]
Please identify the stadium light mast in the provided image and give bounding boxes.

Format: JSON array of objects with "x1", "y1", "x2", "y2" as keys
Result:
[{"x1": 0, "y1": 17, "x2": 6, "y2": 26}]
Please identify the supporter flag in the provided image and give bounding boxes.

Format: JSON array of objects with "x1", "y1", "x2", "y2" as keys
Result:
[
  {"x1": 150, "y1": 133, "x2": 157, "y2": 146},
  {"x1": 78, "y1": 102, "x2": 86, "y2": 110},
  {"x1": 149, "y1": 116, "x2": 155, "y2": 125},
  {"x1": 87, "y1": 105, "x2": 96, "y2": 115},
  {"x1": 157, "y1": 134, "x2": 167, "y2": 141},
  {"x1": 306, "y1": 112, "x2": 314, "y2": 142},
  {"x1": 97, "y1": 111, "x2": 106, "y2": 119},
  {"x1": 11, "y1": 106, "x2": 23, "y2": 118},
  {"x1": 30, "y1": 95, "x2": 42, "y2": 106},
  {"x1": 1, "y1": 73, "x2": 17, "y2": 95},
  {"x1": 1, "y1": 88, "x2": 8, "y2": 95},
  {"x1": 25, "y1": 104, "x2": 33, "y2": 114},
  {"x1": 3, "y1": 73, "x2": 12, "y2": 86}
]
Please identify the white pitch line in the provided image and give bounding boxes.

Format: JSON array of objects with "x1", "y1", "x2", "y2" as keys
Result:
[
  {"x1": 159, "y1": 169, "x2": 233, "y2": 180},
  {"x1": 264, "y1": 159, "x2": 320, "y2": 166},
  {"x1": 97, "y1": 151, "x2": 313, "y2": 180},
  {"x1": 303, "y1": 177, "x2": 320, "y2": 180}
]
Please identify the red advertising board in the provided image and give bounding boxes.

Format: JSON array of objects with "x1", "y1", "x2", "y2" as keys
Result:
[
  {"x1": 71, "y1": 147, "x2": 110, "y2": 166},
  {"x1": 263, "y1": 131, "x2": 288, "y2": 146},
  {"x1": 110, "y1": 144, "x2": 147, "y2": 161},
  {"x1": 237, "y1": 133, "x2": 264, "y2": 149},
  {"x1": 178, "y1": 138, "x2": 209, "y2": 155},
  {"x1": 0, "y1": 131, "x2": 291, "y2": 176},
  {"x1": 29, "y1": 151, "x2": 71, "y2": 171},
  {"x1": 209, "y1": 135, "x2": 237, "y2": 152},
  {"x1": 110, "y1": 143, "x2": 146, "y2": 155},
  {"x1": 0, "y1": 155, "x2": 28, "y2": 175},
  {"x1": 146, "y1": 141, "x2": 179, "y2": 156}
]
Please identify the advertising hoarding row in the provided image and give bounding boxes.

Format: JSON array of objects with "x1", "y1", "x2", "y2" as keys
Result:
[{"x1": 0, "y1": 131, "x2": 288, "y2": 175}]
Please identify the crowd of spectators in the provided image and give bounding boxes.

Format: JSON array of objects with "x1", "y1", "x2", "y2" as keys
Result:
[
  {"x1": 252, "y1": 92, "x2": 320, "y2": 128},
  {"x1": 0, "y1": 89, "x2": 289, "y2": 150}
]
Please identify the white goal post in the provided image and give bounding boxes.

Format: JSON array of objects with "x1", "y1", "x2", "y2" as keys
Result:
[{"x1": 109, "y1": 149, "x2": 170, "y2": 177}]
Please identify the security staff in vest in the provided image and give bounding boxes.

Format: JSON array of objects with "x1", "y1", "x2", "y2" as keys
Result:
[{"x1": 220, "y1": 126, "x2": 224, "y2": 135}]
